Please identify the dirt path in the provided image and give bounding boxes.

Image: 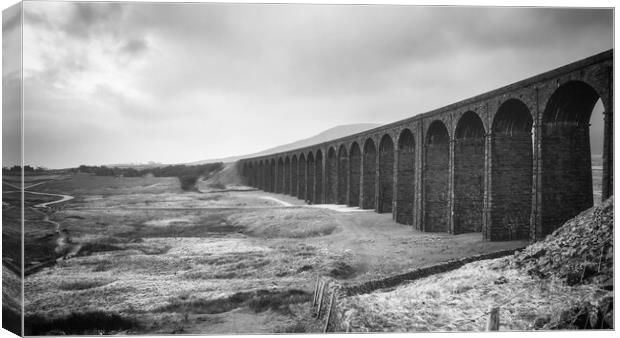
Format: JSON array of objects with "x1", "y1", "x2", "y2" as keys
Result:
[
  {"x1": 2, "y1": 190, "x2": 75, "y2": 208},
  {"x1": 28, "y1": 206, "x2": 82, "y2": 261},
  {"x1": 260, "y1": 196, "x2": 293, "y2": 206},
  {"x1": 29, "y1": 191, "x2": 74, "y2": 208}
]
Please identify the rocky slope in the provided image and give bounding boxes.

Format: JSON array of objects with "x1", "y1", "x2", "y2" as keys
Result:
[{"x1": 338, "y1": 197, "x2": 614, "y2": 331}]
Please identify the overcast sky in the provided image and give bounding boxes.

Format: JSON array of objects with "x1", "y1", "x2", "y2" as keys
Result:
[{"x1": 2, "y1": 2, "x2": 614, "y2": 168}]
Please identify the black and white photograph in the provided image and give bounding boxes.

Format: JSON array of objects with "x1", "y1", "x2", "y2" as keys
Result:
[{"x1": 1, "y1": 0, "x2": 615, "y2": 335}]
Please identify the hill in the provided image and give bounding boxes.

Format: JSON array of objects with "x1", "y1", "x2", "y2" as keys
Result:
[
  {"x1": 189, "y1": 123, "x2": 381, "y2": 165},
  {"x1": 337, "y1": 197, "x2": 613, "y2": 332}
]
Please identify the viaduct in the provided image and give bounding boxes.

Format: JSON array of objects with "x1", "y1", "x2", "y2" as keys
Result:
[{"x1": 238, "y1": 50, "x2": 613, "y2": 242}]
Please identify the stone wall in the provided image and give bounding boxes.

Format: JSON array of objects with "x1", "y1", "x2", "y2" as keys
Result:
[
  {"x1": 362, "y1": 142, "x2": 376, "y2": 209},
  {"x1": 349, "y1": 145, "x2": 361, "y2": 207},
  {"x1": 425, "y1": 123, "x2": 450, "y2": 232},
  {"x1": 454, "y1": 138, "x2": 484, "y2": 233},
  {"x1": 291, "y1": 156, "x2": 298, "y2": 196},
  {"x1": 316, "y1": 152, "x2": 324, "y2": 204},
  {"x1": 396, "y1": 131, "x2": 415, "y2": 225},
  {"x1": 490, "y1": 133, "x2": 532, "y2": 240},
  {"x1": 378, "y1": 136, "x2": 395, "y2": 213},
  {"x1": 326, "y1": 149, "x2": 338, "y2": 203},
  {"x1": 307, "y1": 155, "x2": 315, "y2": 202},
  {"x1": 337, "y1": 149, "x2": 348, "y2": 204},
  {"x1": 298, "y1": 156, "x2": 306, "y2": 200},
  {"x1": 541, "y1": 123, "x2": 593, "y2": 236}
]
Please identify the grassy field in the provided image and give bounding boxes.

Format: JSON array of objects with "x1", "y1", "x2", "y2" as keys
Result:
[{"x1": 16, "y1": 169, "x2": 602, "y2": 335}]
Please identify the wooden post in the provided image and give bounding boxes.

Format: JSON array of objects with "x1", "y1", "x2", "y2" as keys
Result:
[
  {"x1": 323, "y1": 286, "x2": 339, "y2": 333},
  {"x1": 316, "y1": 280, "x2": 329, "y2": 317},
  {"x1": 314, "y1": 279, "x2": 324, "y2": 313},
  {"x1": 486, "y1": 306, "x2": 500, "y2": 331},
  {"x1": 312, "y1": 275, "x2": 320, "y2": 308}
]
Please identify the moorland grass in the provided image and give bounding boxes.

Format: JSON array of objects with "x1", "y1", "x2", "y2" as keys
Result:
[
  {"x1": 25, "y1": 311, "x2": 140, "y2": 335},
  {"x1": 153, "y1": 289, "x2": 311, "y2": 316}
]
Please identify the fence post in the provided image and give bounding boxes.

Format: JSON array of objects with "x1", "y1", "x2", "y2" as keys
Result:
[
  {"x1": 486, "y1": 306, "x2": 500, "y2": 331},
  {"x1": 316, "y1": 280, "x2": 330, "y2": 318},
  {"x1": 312, "y1": 275, "x2": 321, "y2": 309},
  {"x1": 323, "y1": 285, "x2": 340, "y2": 332}
]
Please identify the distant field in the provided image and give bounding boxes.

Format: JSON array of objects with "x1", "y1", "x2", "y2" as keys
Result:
[{"x1": 21, "y1": 174, "x2": 529, "y2": 335}]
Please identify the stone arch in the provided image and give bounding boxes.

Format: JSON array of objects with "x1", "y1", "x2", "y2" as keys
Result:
[
  {"x1": 541, "y1": 80, "x2": 602, "y2": 236},
  {"x1": 454, "y1": 111, "x2": 485, "y2": 234},
  {"x1": 306, "y1": 152, "x2": 315, "y2": 203},
  {"x1": 284, "y1": 156, "x2": 291, "y2": 194},
  {"x1": 257, "y1": 161, "x2": 264, "y2": 190},
  {"x1": 396, "y1": 128, "x2": 415, "y2": 225},
  {"x1": 291, "y1": 155, "x2": 298, "y2": 197},
  {"x1": 424, "y1": 120, "x2": 450, "y2": 232},
  {"x1": 253, "y1": 161, "x2": 259, "y2": 188},
  {"x1": 268, "y1": 158, "x2": 276, "y2": 192},
  {"x1": 246, "y1": 162, "x2": 253, "y2": 186},
  {"x1": 298, "y1": 153, "x2": 307, "y2": 200},
  {"x1": 326, "y1": 147, "x2": 338, "y2": 203},
  {"x1": 241, "y1": 162, "x2": 247, "y2": 184},
  {"x1": 337, "y1": 145, "x2": 349, "y2": 204},
  {"x1": 490, "y1": 98, "x2": 533, "y2": 240},
  {"x1": 315, "y1": 149, "x2": 324, "y2": 204},
  {"x1": 378, "y1": 134, "x2": 395, "y2": 213},
  {"x1": 276, "y1": 158, "x2": 284, "y2": 193},
  {"x1": 348, "y1": 142, "x2": 361, "y2": 207},
  {"x1": 362, "y1": 138, "x2": 377, "y2": 209}
]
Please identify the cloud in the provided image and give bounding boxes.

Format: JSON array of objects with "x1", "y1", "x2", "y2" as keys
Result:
[
  {"x1": 18, "y1": 3, "x2": 613, "y2": 168},
  {"x1": 63, "y1": 2, "x2": 123, "y2": 39},
  {"x1": 120, "y1": 37, "x2": 149, "y2": 56},
  {"x1": 2, "y1": 3, "x2": 21, "y2": 32}
]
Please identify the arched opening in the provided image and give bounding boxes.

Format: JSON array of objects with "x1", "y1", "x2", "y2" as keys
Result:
[
  {"x1": 454, "y1": 111, "x2": 485, "y2": 234},
  {"x1": 396, "y1": 129, "x2": 415, "y2": 225},
  {"x1": 291, "y1": 155, "x2": 298, "y2": 197},
  {"x1": 491, "y1": 99, "x2": 533, "y2": 240},
  {"x1": 253, "y1": 162, "x2": 258, "y2": 188},
  {"x1": 241, "y1": 163, "x2": 247, "y2": 184},
  {"x1": 348, "y1": 142, "x2": 361, "y2": 207},
  {"x1": 315, "y1": 150, "x2": 324, "y2": 204},
  {"x1": 276, "y1": 158, "x2": 284, "y2": 193},
  {"x1": 378, "y1": 134, "x2": 395, "y2": 213},
  {"x1": 246, "y1": 163, "x2": 253, "y2": 186},
  {"x1": 306, "y1": 152, "x2": 315, "y2": 203},
  {"x1": 424, "y1": 120, "x2": 450, "y2": 232},
  {"x1": 541, "y1": 80, "x2": 604, "y2": 236},
  {"x1": 271, "y1": 159, "x2": 277, "y2": 192},
  {"x1": 265, "y1": 159, "x2": 273, "y2": 192},
  {"x1": 337, "y1": 145, "x2": 349, "y2": 204},
  {"x1": 284, "y1": 157, "x2": 291, "y2": 194},
  {"x1": 362, "y1": 138, "x2": 377, "y2": 209},
  {"x1": 326, "y1": 147, "x2": 338, "y2": 203},
  {"x1": 258, "y1": 161, "x2": 264, "y2": 190},
  {"x1": 298, "y1": 154, "x2": 306, "y2": 200}
]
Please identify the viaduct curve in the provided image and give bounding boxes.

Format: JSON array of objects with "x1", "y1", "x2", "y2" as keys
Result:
[{"x1": 238, "y1": 49, "x2": 613, "y2": 242}]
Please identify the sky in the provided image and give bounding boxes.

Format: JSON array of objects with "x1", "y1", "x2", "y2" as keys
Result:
[{"x1": 1, "y1": 1, "x2": 614, "y2": 168}]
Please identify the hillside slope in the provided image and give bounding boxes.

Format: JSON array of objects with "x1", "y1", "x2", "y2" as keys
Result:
[
  {"x1": 190, "y1": 123, "x2": 381, "y2": 164},
  {"x1": 339, "y1": 198, "x2": 614, "y2": 332}
]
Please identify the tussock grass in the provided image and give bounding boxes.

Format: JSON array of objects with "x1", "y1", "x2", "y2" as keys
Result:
[
  {"x1": 25, "y1": 311, "x2": 139, "y2": 335},
  {"x1": 328, "y1": 261, "x2": 357, "y2": 279},
  {"x1": 57, "y1": 279, "x2": 114, "y2": 291},
  {"x1": 181, "y1": 255, "x2": 271, "y2": 280},
  {"x1": 228, "y1": 209, "x2": 338, "y2": 238},
  {"x1": 154, "y1": 289, "x2": 312, "y2": 316},
  {"x1": 247, "y1": 289, "x2": 311, "y2": 314},
  {"x1": 341, "y1": 260, "x2": 611, "y2": 332}
]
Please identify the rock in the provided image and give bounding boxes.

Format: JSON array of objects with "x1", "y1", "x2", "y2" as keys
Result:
[
  {"x1": 532, "y1": 315, "x2": 551, "y2": 329},
  {"x1": 493, "y1": 276, "x2": 508, "y2": 285}
]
